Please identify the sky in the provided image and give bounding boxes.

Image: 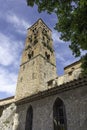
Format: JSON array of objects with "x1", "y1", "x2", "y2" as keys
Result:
[{"x1": 0, "y1": 0, "x2": 79, "y2": 99}]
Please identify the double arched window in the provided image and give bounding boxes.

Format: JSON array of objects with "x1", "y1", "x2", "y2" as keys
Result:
[
  {"x1": 25, "y1": 105, "x2": 33, "y2": 130},
  {"x1": 25, "y1": 99, "x2": 67, "y2": 130},
  {"x1": 53, "y1": 98, "x2": 67, "y2": 130}
]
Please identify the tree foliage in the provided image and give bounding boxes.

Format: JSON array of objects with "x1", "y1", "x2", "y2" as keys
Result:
[
  {"x1": 27, "y1": 0, "x2": 87, "y2": 74},
  {"x1": 81, "y1": 54, "x2": 87, "y2": 75}
]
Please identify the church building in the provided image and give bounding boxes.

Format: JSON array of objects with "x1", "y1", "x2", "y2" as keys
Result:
[{"x1": 0, "y1": 19, "x2": 87, "y2": 130}]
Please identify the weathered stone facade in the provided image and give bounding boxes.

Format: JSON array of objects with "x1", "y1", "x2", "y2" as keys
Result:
[
  {"x1": 0, "y1": 19, "x2": 87, "y2": 130},
  {"x1": 16, "y1": 78, "x2": 87, "y2": 130},
  {"x1": 15, "y1": 19, "x2": 57, "y2": 100},
  {"x1": 0, "y1": 103, "x2": 16, "y2": 130}
]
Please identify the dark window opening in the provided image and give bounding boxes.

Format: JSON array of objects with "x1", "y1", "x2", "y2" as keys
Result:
[
  {"x1": 29, "y1": 36, "x2": 32, "y2": 43},
  {"x1": 53, "y1": 98, "x2": 67, "y2": 130},
  {"x1": 33, "y1": 28, "x2": 38, "y2": 35},
  {"x1": 42, "y1": 29, "x2": 47, "y2": 35},
  {"x1": 45, "y1": 52, "x2": 47, "y2": 56},
  {"x1": 43, "y1": 36, "x2": 45, "y2": 41},
  {"x1": 30, "y1": 39, "x2": 32, "y2": 43},
  {"x1": 32, "y1": 51, "x2": 34, "y2": 57},
  {"x1": 45, "y1": 52, "x2": 50, "y2": 60},
  {"x1": 34, "y1": 36, "x2": 37, "y2": 39},
  {"x1": 68, "y1": 71, "x2": 72, "y2": 76},
  {"x1": 25, "y1": 45, "x2": 30, "y2": 51},
  {"x1": 72, "y1": 67, "x2": 74, "y2": 70},
  {"x1": 45, "y1": 30, "x2": 47, "y2": 34},
  {"x1": 25, "y1": 105, "x2": 33, "y2": 130},
  {"x1": 68, "y1": 68, "x2": 75, "y2": 75},
  {"x1": 34, "y1": 39, "x2": 38, "y2": 45},
  {"x1": 48, "y1": 79, "x2": 53, "y2": 86},
  {"x1": 28, "y1": 54, "x2": 32, "y2": 59},
  {"x1": 28, "y1": 51, "x2": 34, "y2": 59}
]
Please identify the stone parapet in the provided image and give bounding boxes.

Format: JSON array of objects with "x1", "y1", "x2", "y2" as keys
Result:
[
  {"x1": 0, "y1": 97, "x2": 15, "y2": 106},
  {"x1": 47, "y1": 67, "x2": 81, "y2": 88}
]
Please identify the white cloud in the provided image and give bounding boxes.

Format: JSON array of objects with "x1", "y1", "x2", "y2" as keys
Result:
[
  {"x1": 55, "y1": 49, "x2": 79, "y2": 68},
  {"x1": 0, "y1": 32, "x2": 24, "y2": 98},
  {"x1": 0, "y1": 32, "x2": 23, "y2": 66},
  {"x1": 52, "y1": 31, "x2": 85, "y2": 67},
  {"x1": 6, "y1": 13, "x2": 31, "y2": 34},
  {"x1": 0, "y1": 67, "x2": 17, "y2": 97},
  {"x1": 0, "y1": 11, "x2": 31, "y2": 34},
  {"x1": 52, "y1": 31, "x2": 65, "y2": 44},
  {"x1": 52, "y1": 31, "x2": 79, "y2": 67},
  {"x1": 55, "y1": 53, "x2": 65, "y2": 62}
]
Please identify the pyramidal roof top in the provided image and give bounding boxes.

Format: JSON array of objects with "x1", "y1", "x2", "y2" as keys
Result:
[{"x1": 27, "y1": 18, "x2": 52, "y2": 31}]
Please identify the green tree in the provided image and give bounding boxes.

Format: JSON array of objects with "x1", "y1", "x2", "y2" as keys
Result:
[{"x1": 26, "y1": 0, "x2": 87, "y2": 74}]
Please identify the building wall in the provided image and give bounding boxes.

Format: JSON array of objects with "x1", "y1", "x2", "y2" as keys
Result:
[
  {"x1": 16, "y1": 85, "x2": 87, "y2": 130},
  {"x1": 64, "y1": 61, "x2": 81, "y2": 75},
  {"x1": 0, "y1": 103, "x2": 16, "y2": 130},
  {"x1": 0, "y1": 19, "x2": 86, "y2": 130},
  {"x1": 15, "y1": 55, "x2": 57, "y2": 100},
  {"x1": 15, "y1": 19, "x2": 57, "y2": 100}
]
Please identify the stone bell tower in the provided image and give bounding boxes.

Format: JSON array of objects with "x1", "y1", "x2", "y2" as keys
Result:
[{"x1": 15, "y1": 19, "x2": 57, "y2": 100}]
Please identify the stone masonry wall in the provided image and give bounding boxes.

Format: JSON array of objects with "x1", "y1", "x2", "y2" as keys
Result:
[
  {"x1": 0, "y1": 103, "x2": 16, "y2": 130},
  {"x1": 15, "y1": 55, "x2": 57, "y2": 100},
  {"x1": 16, "y1": 84, "x2": 87, "y2": 130}
]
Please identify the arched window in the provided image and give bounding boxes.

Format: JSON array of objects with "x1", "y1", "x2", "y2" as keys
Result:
[
  {"x1": 53, "y1": 98, "x2": 67, "y2": 130},
  {"x1": 45, "y1": 51, "x2": 50, "y2": 60},
  {"x1": 25, "y1": 105, "x2": 33, "y2": 130}
]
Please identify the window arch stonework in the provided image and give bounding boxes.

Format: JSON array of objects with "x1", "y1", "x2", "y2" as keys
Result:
[
  {"x1": 53, "y1": 98, "x2": 67, "y2": 130},
  {"x1": 25, "y1": 105, "x2": 33, "y2": 130}
]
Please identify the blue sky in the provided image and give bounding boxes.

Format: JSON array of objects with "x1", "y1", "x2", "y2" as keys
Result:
[{"x1": 0, "y1": 0, "x2": 79, "y2": 99}]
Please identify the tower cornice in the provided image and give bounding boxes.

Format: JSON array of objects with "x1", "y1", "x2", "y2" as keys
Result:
[
  {"x1": 20, "y1": 54, "x2": 56, "y2": 67},
  {"x1": 27, "y1": 18, "x2": 52, "y2": 32}
]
